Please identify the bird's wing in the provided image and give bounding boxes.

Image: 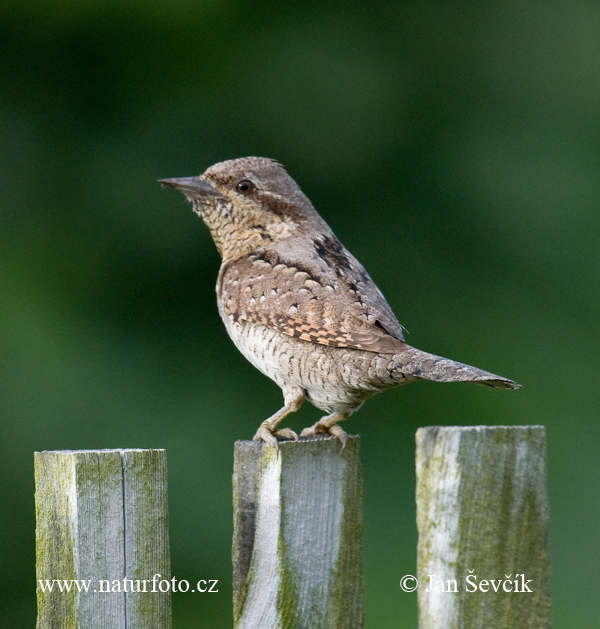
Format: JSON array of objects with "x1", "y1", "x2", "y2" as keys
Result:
[{"x1": 219, "y1": 234, "x2": 406, "y2": 354}]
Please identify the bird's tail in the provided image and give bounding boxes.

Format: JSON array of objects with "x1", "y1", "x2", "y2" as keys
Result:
[{"x1": 392, "y1": 346, "x2": 520, "y2": 389}]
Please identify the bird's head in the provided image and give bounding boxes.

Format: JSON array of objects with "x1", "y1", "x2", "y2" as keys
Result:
[{"x1": 160, "y1": 157, "x2": 328, "y2": 260}]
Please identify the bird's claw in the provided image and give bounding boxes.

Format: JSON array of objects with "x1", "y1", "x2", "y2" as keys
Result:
[
  {"x1": 253, "y1": 425, "x2": 299, "y2": 451},
  {"x1": 274, "y1": 427, "x2": 299, "y2": 442},
  {"x1": 300, "y1": 422, "x2": 348, "y2": 454}
]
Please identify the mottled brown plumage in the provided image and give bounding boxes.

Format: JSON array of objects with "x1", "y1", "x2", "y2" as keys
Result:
[
  {"x1": 160, "y1": 157, "x2": 520, "y2": 449},
  {"x1": 220, "y1": 239, "x2": 406, "y2": 354}
]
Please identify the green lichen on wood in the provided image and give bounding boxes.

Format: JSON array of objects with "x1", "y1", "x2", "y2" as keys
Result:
[
  {"x1": 453, "y1": 427, "x2": 550, "y2": 628},
  {"x1": 35, "y1": 449, "x2": 171, "y2": 629},
  {"x1": 35, "y1": 452, "x2": 79, "y2": 629},
  {"x1": 416, "y1": 426, "x2": 551, "y2": 629},
  {"x1": 276, "y1": 520, "x2": 301, "y2": 628},
  {"x1": 231, "y1": 447, "x2": 254, "y2": 625},
  {"x1": 233, "y1": 441, "x2": 281, "y2": 628},
  {"x1": 326, "y1": 437, "x2": 364, "y2": 629},
  {"x1": 124, "y1": 449, "x2": 171, "y2": 625},
  {"x1": 233, "y1": 437, "x2": 363, "y2": 629}
]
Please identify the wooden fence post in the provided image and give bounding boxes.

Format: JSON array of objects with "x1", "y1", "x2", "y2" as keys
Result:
[
  {"x1": 416, "y1": 426, "x2": 550, "y2": 629},
  {"x1": 232, "y1": 436, "x2": 363, "y2": 629},
  {"x1": 35, "y1": 449, "x2": 171, "y2": 629}
]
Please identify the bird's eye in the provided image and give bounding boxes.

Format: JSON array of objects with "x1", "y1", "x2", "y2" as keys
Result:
[{"x1": 236, "y1": 179, "x2": 255, "y2": 195}]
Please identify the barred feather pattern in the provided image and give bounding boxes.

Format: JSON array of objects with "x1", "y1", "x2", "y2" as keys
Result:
[
  {"x1": 218, "y1": 305, "x2": 518, "y2": 418},
  {"x1": 219, "y1": 234, "x2": 407, "y2": 354}
]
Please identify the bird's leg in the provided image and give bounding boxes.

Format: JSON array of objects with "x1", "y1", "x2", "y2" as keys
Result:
[
  {"x1": 300, "y1": 412, "x2": 351, "y2": 452},
  {"x1": 253, "y1": 389, "x2": 304, "y2": 449}
]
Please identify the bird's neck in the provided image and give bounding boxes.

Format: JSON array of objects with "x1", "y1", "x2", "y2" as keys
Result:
[{"x1": 196, "y1": 200, "x2": 295, "y2": 262}]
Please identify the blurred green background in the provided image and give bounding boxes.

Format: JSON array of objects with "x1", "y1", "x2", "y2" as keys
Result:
[{"x1": 1, "y1": 1, "x2": 599, "y2": 626}]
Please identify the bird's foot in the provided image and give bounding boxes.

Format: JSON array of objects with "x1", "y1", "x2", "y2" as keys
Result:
[
  {"x1": 253, "y1": 424, "x2": 299, "y2": 450},
  {"x1": 301, "y1": 420, "x2": 348, "y2": 453}
]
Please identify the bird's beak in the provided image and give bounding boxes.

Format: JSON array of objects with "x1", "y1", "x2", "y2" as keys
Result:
[{"x1": 158, "y1": 176, "x2": 224, "y2": 199}]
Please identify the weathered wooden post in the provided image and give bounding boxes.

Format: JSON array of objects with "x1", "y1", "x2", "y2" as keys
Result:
[
  {"x1": 232, "y1": 436, "x2": 363, "y2": 629},
  {"x1": 416, "y1": 426, "x2": 550, "y2": 628},
  {"x1": 35, "y1": 449, "x2": 171, "y2": 629}
]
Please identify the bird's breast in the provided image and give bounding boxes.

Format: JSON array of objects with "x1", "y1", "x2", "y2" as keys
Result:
[{"x1": 217, "y1": 301, "x2": 410, "y2": 413}]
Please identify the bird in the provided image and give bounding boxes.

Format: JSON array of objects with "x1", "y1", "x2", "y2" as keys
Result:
[{"x1": 160, "y1": 157, "x2": 519, "y2": 450}]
